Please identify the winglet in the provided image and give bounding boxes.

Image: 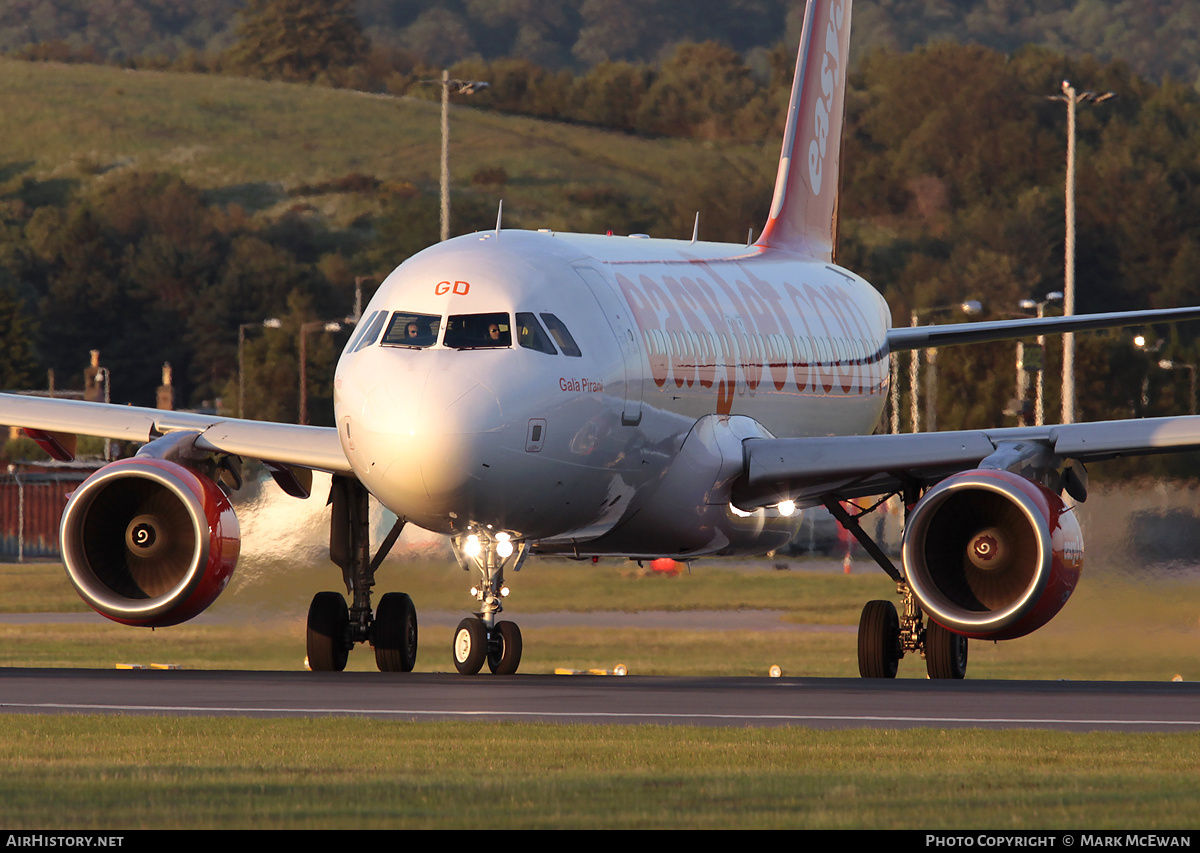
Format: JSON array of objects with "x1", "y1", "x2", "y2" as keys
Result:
[{"x1": 756, "y1": 0, "x2": 852, "y2": 260}]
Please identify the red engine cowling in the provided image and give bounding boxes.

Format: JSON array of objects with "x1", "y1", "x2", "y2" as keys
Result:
[
  {"x1": 60, "y1": 458, "x2": 240, "y2": 628},
  {"x1": 902, "y1": 469, "x2": 1083, "y2": 640}
]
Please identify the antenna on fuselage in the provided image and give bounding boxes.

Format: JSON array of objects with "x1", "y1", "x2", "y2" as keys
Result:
[
  {"x1": 495, "y1": 199, "x2": 503, "y2": 240},
  {"x1": 747, "y1": 227, "x2": 754, "y2": 246},
  {"x1": 691, "y1": 212, "x2": 700, "y2": 244}
]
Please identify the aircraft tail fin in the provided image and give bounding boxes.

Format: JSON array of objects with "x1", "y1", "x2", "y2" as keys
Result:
[{"x1": 756, "y1": 0, "x2": 852, "y2": 260}]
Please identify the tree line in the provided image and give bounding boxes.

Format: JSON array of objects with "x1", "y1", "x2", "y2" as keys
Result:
[{"x1": 4, "y1": 0, "x2": 1200, "y2": 88}]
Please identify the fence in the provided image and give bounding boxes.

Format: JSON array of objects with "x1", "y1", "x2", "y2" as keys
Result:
[{"x1": 0, "y1": 472, "x2": 91, "y2": 561}]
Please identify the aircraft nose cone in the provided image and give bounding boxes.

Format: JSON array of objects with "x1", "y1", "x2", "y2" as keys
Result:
[
  {"x1": 412, "y1": 366, "x2": 502, "y2": 498},
  {"x1": 354, "y1": 361, "x2": 504, "y2": 527},
  {"x1": 420, "y1": 363, "x2": 503, "y2": 432}
]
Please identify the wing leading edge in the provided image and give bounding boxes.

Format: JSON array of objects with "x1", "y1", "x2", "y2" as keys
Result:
[
  {"x1": 887, "y1": 306, "x2": 1200, "y2": 352},
  {"x1": 0, "y1": 392, "x2": 351, "y2": 474},
  {"x1": 734, "y1": 415, "x2": 1200, "y2": 509}
]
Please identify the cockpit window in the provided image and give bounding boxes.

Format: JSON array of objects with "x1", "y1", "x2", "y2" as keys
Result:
[
  {"x1": 348, "y1": 310, "x2": 388, "y2": 353},
  {"x1": 444, "y1": 312, "x2": 511, "y2": 349},
  {"x1": 343, "y1": 310, "x2": 380, "y2": 354},
  {"x1": 382, "y1": 312, "x2": 441, "y2": 348},
  {"x1": 515, "y1": 312, "x2": 557, "y2": 355},
  {"x1": 540, "y1": 313, "x2": 582, "y2": 357}
]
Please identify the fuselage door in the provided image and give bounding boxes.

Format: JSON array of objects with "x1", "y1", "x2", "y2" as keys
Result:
[{"x1": 575, "y1": 266, "x2": 643, "y2": 426}]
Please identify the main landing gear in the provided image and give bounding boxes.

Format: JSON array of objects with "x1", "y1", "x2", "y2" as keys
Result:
[
  {"x1": 449, "y1": 529, "x2": 529, "y2": 675},
  {"x1": 306, "y1": 476, "x2": 418, "y2": 673},
  {"x1": 825, "y1": 496, "x2": 969, "y2": 680},
  {"x1": 856, "y1": 586, "x2": 968, "y2": 680}
]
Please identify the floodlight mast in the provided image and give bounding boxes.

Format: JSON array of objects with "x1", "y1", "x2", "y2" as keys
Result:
[
  {"x1": 433, "y1": 72, "x2": 489, "y2": 242},
  {"x1": 1048, "y1": 81, "x2": 1115, "y2": 424}
]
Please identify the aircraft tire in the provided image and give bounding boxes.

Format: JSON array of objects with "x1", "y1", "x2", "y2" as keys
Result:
[
  {"x1": 307, "y1": 591, "x2": 350, "y2": 672},
  {"x1": 857, "y1": 599, "x2": 900, "y2": 678},
  {"x1": 925, "y1": 620, "x2": 968, "y2": 679},
  {"x1": 487, "y1": 620, "x2": 523, "y2": 675},
  {"x1": 453, "y1": 617, "x2": 487, "y2": 675},
  {"x1": 372, "y1": 592, "x2": 418, "y2": 673}
]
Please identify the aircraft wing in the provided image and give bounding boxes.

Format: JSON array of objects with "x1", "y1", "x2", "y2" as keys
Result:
[
  {"x1": 888, "y1": 306, "x2": 1200, "y2": 351},
  {"x1": 734, "y1": 416, "x2": 1200, "y2": 508},
  {"x1": 0, "y1": 392, "x2": 352, "y2": 474}
]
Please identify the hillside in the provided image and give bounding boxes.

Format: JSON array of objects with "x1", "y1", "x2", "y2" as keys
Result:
[{"x1": 0, "y1": 59, "x2": 772, "y2": 236}]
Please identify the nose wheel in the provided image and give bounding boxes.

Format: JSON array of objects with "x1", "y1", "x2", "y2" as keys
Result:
[
  {"x1": 487, "y1": 620, "x2": 523, "y2": 674},
  {"x1": 452, "y1": 617, "x2": 524, "y2": 675},
  {"x1": 453, "y1": 617, "x2": 487, "y2": 674}
]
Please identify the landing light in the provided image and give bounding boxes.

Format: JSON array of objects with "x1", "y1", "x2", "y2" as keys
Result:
[
  {"x1": 497, "y1": 539, "x2": 514, "y2": 558},
  {"x1": 777, "y1": 500, "x2": 796, "y2": 517},
  {"x1": 464, "y1": 534, "x2": 481, "y2": 557}
]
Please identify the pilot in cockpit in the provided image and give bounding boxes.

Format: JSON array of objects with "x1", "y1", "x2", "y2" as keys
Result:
[{"x1": 486, "y1": 323, "x2": 511, "y2": 346}]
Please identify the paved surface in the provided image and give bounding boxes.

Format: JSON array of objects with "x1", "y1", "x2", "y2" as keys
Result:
[{"x1": 2, "y1": 667, "x2": 1198, "y2": 731}]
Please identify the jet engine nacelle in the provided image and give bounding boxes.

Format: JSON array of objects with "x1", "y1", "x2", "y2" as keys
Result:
[
  {"x1": 60, "y1": 458, "x2": 240, "y2": 628},
  {"x1": 902, "y1": 469, "x2": 1083, "y2": 641}
]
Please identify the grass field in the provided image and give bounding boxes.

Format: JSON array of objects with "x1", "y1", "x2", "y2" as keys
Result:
[
  {"x1": 3, "y1": 558, "x2": 1198, "y2": 681},
  {"x1": 1, "y1": 717, "x2": 1199, "y2": 829}
]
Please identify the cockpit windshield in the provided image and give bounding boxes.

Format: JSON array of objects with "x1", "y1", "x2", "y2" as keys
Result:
[
  {"x1": 444, "y1": 313, "x2": 511, "y2": 349},
  {"x1": 381, "y1": 312, "x2": 441, "y2": 348}
]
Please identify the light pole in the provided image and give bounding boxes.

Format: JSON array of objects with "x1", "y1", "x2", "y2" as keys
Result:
[
  {"x1": 95, "y1": 366, "x2": 111, "y2": 461},
  {"x1": 906, "y1": 300, "x2": 982, "y2": 433},
  {"x1": 299, "y1": 321, "x2": 342, "y2": 425},
  {"x1": 1133, "y1": 335, "x2": 1165, "y2": 414},
  {"x1": 1048, "y1": 81, "x2": 1114, "y2": 424},
  {"x1": 238, "y1": 317, "x2": 281, "y2": 418},
  {"x1": 421, "y1": 72, "x2": 489, "y2": 242},
  {"x1": 1019, "y1": 292, "x2": 1063, "y2": 425},
  {"x1": 1157, "y1": 359, "x2": 1197, "y2": 415}
]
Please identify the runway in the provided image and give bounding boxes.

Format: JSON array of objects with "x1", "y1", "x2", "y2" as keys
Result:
[{"x1": 1, "y1": 667, "x2": 1198, "y2": 731}]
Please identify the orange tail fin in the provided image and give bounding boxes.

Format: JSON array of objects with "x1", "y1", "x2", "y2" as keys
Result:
[{"x1": 756, "y1": 0, "x2": 852, "y2": 260}]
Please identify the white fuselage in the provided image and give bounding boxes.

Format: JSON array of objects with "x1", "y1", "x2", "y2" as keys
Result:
[{"x1": 334, "y1": 229, "x2": 891, "y2": 556}]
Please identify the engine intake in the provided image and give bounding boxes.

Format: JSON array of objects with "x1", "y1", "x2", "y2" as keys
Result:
[
  {"x1": 60, "y1": 458, "x2": 240, "y2": 627},
  {"x1": 902, "y1": 469, "x2": 1083, "y2": 640}
]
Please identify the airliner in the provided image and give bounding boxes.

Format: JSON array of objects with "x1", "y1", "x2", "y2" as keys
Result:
[{"x1": 6, "y1": 0, "x2": 1200, "y2": 679}]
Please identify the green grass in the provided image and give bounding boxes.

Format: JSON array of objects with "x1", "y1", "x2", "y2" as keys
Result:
[
  {"x1": 0, "y1": 559, "x2": 885, "y2": 674},
  {"x1": 0, "y1": 717, "x2": 1197, "y2": 829},
  {"x1": 219, "y1": 555, "x2": 898, "y2": 618}
]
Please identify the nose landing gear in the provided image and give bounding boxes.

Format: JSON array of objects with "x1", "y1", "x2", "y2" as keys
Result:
[{"x1": 451, "y1": 530, "x2": 528, "y2": 675}]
